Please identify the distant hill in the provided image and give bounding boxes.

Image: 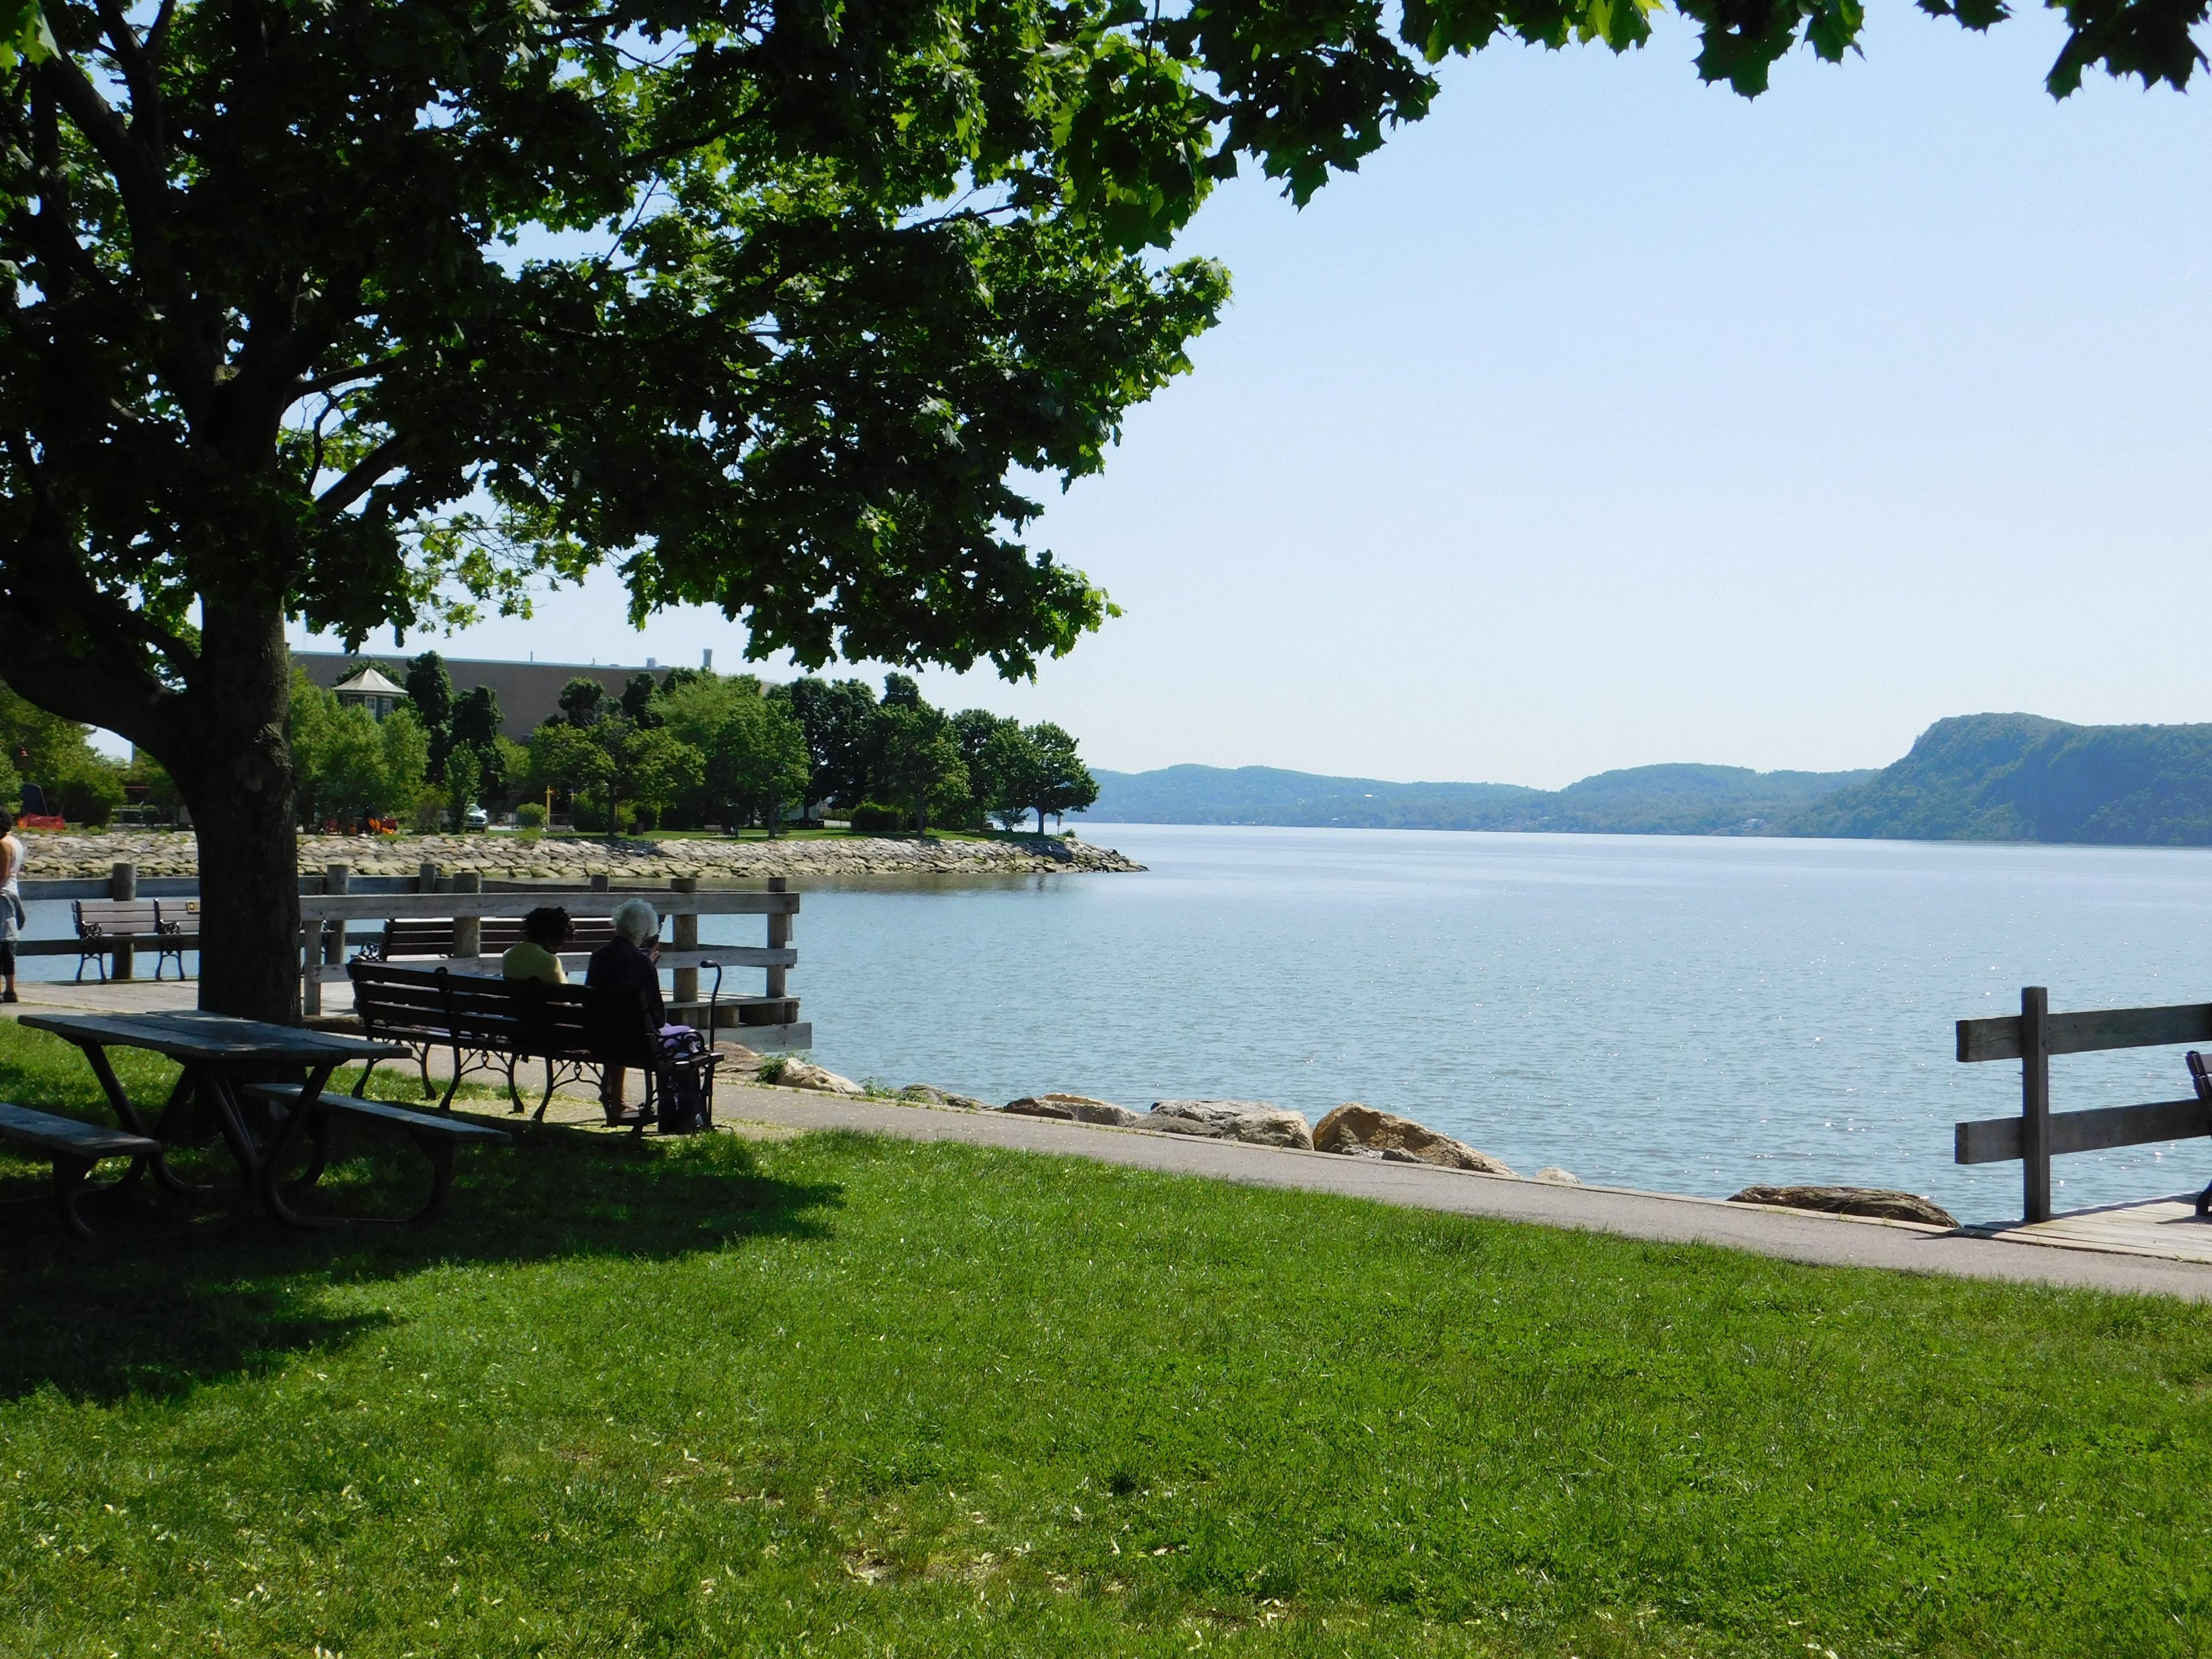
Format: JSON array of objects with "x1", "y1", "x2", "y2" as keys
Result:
[
  {"x1": 1787, "y1": 714, "x2": 2212, "y2": 844},
  {"x1": 1086, "y1": 762, "x2": 1874, "y2": 836}
]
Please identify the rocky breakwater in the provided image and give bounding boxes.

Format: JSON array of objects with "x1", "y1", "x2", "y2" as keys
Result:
[{"x1": 20, "y1": 829, "x2": 1143, "y2": 882}]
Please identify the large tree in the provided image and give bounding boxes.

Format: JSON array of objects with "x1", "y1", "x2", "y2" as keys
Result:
[{"x1": 0, "y1": 0, "x2": 2191, "y2": 1018}]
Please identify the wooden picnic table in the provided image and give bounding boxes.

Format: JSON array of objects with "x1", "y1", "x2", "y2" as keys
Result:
[{"x1": 18, "y1": 1011, "x2": 416, "y2": 1230}]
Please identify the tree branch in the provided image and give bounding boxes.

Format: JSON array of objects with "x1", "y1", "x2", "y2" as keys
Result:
[
  {"x1": 93, "y1": 0, "x2": 165, "y2": 155},
  {"x1": 315, "y1": 434, "x2": 412, "y2": 519}
]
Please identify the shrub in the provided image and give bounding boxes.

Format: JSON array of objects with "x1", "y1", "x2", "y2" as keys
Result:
[
  {"x1": 514, "y1": 802, "x2": 548, "y2": 829},
  {"x1": 850, "y1": 801, "x2": 912, "y2": 833},
  {"x1": 571, "y1": 794, "x2": 640, "y2": 835},
  {"x1": 754, "y1": 1053, "x2": 789, "y2": 1084},
  {"x1": 57, "y1": 770, "x2": 127, "y2": 827}
]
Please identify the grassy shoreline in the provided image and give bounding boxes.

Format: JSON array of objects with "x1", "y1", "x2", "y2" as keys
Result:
[{"x1": 3, "y1": 1022, "x2": 2210, "y2": 1656}]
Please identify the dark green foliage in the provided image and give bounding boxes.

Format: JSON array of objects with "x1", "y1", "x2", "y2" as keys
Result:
[
  {"x1": 450, "y1": 685, "x2": 502, "y2": 748},
  {"x1": 404, "y1": 653, "x2": 456, "y2": 782},
  {"x1": 1789, "y1": 714, "x2": 2212, "y2": 844},
  {"x1": 1090, "y1": 762, "x2": 1872, "y2": 833},
  {"x1": 952, "y1": 707, "x2": 1022, "y2": 827},
  {"x1": 997, "y1": 719, "x2": 1101, "y2": 831},
  {"x1": 3, "y1": 1011, "x2": 2212, "y2": 1657},
  {"x1": 620, "y1": 674, "x2": 664, "y2": 729},
  {"x1": 0, "y1": 681, "x2": 126, "y2": 819},
  {"x1": 783, "y1": 678, "x2": 883, "y2": 812},
  {"x1": 556, "y1": 680, "x2": 607, "y2": 730},
  {"x1": 851, "y1": 800, "x2": 916, "y2": 831}
]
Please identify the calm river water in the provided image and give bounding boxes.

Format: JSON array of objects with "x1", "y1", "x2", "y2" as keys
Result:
[
  {"x1": 713, "y1": 825, "x2": 2212, "y2": 1223},
  {"x1": 18, "y1": 825, "x2": 2212, "y2": 1221}
]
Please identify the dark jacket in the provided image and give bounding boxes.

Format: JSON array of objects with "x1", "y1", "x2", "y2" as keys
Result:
[{"x1": 585, "y1": 935, "x2": 665, "y2": 1044}]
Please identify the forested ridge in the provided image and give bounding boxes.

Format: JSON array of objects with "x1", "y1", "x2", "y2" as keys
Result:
[{"x1": 1088, "y1": 714, "x2": 2212, "y2": 846}]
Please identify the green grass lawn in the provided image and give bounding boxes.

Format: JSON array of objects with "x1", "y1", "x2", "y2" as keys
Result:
[{"x1": 4, "y1": 1024, "x2": 2211, "y2": 1656}]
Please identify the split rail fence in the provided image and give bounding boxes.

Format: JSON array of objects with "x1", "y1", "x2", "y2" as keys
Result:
[{"x1": 1955, "y1": 985, "x2": 2212, "y2": 1222}]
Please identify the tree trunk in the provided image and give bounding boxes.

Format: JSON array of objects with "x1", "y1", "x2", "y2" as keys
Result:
[
  {"x1": 915, "y1": 792, "x2": 926, "y2": 838},
  {"x1": 179, "y1": 597, "x2": 300, "y2": 1023}
]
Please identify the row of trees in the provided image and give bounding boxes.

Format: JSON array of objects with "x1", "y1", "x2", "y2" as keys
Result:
[
  {"x1": 524, "y1": 668, "x2": 1100, "y2": 839},
  {"x1": 281, "y1": 656, "x2": 1099, "y2": 840}
]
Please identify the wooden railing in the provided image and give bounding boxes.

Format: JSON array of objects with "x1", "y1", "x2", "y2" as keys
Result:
[
  {"x1": 16, "y1": 859, "x2": 809, "y2": 1050},
  {"x1": 296, "y1": 866, "x2": 806, "y2": 1047},
  {"x1": 1955, "y1": 986, "x2": 2212, "y2": 1222}
]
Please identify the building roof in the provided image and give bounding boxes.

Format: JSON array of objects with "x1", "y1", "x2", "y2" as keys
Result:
[{"x1": 331, "y1": 666, "x2": 407, "y2": 697}]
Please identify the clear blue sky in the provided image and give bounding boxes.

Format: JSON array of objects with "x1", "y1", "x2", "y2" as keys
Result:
[{"x1": 290, "y1": 7, "x2": 2210, "y2": 788}]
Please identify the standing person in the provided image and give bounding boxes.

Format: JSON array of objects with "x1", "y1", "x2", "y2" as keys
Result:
[
  {"x1": 0, "y1": 806, "x2": 22, "y2": 1003},
  {"x1": 586, "y1": 898, "x2": 665, "y2": 1125}
]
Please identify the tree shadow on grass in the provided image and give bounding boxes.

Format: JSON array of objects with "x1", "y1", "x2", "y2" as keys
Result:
[{"x1": 0, "y1": 1113, "x2": 842, "y2": 1404}]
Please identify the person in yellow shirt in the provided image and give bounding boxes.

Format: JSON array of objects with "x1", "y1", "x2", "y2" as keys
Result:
[{"x1": 501, "y1": 906, "x2": 573, "y2": 984}]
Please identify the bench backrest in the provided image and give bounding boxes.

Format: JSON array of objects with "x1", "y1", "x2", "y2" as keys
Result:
[
  {"x1": 73, "y1": 899, "x2": 162, "y2": 936},
  {"x1": 375, "y1": 915, "x2": 619, "y2": 959},
  {"x1": 347, "y1": 960, "x2": 658, "y2": 1065}
]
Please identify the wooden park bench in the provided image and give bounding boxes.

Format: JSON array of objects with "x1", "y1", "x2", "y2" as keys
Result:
[
  {"x1": 71, "y1": 898, "x2": 196, "y2": 982},
  {"x1": 1956, "y1": 986, "x2": 2212, "y2": 1222},
  {"x1": 0, "y1": 1101, "x2": 162, "y2": 1239},
  {"x1": 347, "y1": 960, "x2": 723, "y2": 1128}
]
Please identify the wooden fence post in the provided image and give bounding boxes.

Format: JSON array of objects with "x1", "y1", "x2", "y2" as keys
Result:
[
  {"x1": 670, "y1": 876, "x2": 699, "y2": 1013},
  {"x1": 418, "y1": 861, "x2": 441, "y2": 894},
  {"x1": 764, "y1": 876, "x2": 789, "y2": 1004},
  {"x1": 2022, "y1": 984, "x2": 2052, "y2": 1223},
  {"x1": 108, "y1": 861, "x2": 135, "y2": 981},
  {"x1": 589, "y1": 873, "x2": 610, "y2": 894},
  {"x1": 452, "y1": 871, "x2": 482, "y2": 964}
]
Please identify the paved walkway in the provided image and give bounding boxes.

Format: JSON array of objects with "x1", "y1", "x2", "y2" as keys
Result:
[
  {"x1": 13, "y1": 976, "x2": 2212, "y2": 1300},
  {"x1": 711, "y1": 1088, "x2": 2212, "y2": 1302}
]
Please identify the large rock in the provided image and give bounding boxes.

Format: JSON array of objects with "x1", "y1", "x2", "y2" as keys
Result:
[
  {"x1": 1729, "y1": 1184, "x2": 1959, "y2": 1229},
  {"x1": 900, "y1": 1084, "x2": 990, "y2": 1111},
  {"x1": 1002, "y1": 1095, "x2": 1077, "y2": 1120},
  {"x1": 1312, "y1": 1104, "x2": 1515, "y2": 1177},
  {"x1": 1003, "y1": 1093, "x2": 1142, "y2": 1127},
  {"x1": 1146, "y1": 1100, "x2": 1314, "y2": 1150},
  {"x1": 776, "y1": 1059, "x2": 864, "y2": 1097}
]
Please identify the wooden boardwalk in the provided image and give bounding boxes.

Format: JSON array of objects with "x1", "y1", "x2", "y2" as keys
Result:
[{"x1": 1970, "y1": 1195, "x2": 2212, "y2": 1265}]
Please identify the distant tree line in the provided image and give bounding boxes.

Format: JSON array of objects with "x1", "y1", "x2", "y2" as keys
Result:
[
  {"x1": 522, "y1": 667, "x2": 1098, "y2": 839},
  {"x1": 7, "y1": 652, "x2": 1097, "y2": 839}
]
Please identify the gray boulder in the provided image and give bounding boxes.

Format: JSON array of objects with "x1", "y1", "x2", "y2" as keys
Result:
[
  {"x1": 1728, "y1": 1184, "x2": 1958, "y2": 1229},
  {"x1": 1002, "y1": 1093, "x2": 1139, "y2": 1127},
  {"x1": 1146, "y1": 1100, "x2": 1314, "y2": 1150},
  {"x1": 899, "y1": 1085, "x2": 990, "y2": 1111},
  {"x1": 1532, "y1": 1166, "x2": 1582, "y2": 1186},
  {"x1": 1312, "y1": 1103, "x2": 1514, "y2": 1177},
  {"x1": 777, "y1": 1059, "x2": 864, "y2": 1097}
]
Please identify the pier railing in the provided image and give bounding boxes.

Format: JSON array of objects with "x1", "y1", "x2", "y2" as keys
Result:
[
  {"x1": 1955, "y1": 986, "x2": 2211, "y2": 1222},
  {"x1": 17, "y1": 861, "x2": 809, "y2": 1050}
]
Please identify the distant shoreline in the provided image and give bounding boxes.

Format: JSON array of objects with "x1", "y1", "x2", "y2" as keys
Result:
[{"x1": 13, "y1": 830, "x2": 1146, "y2": 882}]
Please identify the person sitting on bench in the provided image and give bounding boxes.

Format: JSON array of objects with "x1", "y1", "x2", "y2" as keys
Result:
[
  {"x1": 588, "y1": 899, "x2": 665, "y2": 1127},
  {"x1": 501, "y1": 906, "x2": 573, "y2": 984}
]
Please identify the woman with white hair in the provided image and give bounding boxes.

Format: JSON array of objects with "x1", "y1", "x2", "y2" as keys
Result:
[{"x1": 586, "y1": 898, "x2": 666, "y2": 1126}]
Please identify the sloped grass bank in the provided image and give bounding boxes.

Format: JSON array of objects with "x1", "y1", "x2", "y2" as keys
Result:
[{"x1": 3, "y1": 1027, "x2": 2211, "y2": 1655}]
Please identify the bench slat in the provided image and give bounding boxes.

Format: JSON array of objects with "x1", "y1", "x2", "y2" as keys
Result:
[
  {"x1": 0, "y1": 1101, "x2": 162, "y2": 1158},
  {"x1": 244, "y1": 1086, "x2": 512, "y2": 1142}
]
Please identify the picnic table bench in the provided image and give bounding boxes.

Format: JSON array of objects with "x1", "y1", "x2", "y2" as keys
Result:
[
  {"x1": 0, "y1": 1100, "x2": 164, "y2": 1239},
  {"x1": 349, "y1": 960, "x2": 723, "y2": 1128},
  {"x1": 71, "y1": 898, "x2": 196, "y2": 981}
]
